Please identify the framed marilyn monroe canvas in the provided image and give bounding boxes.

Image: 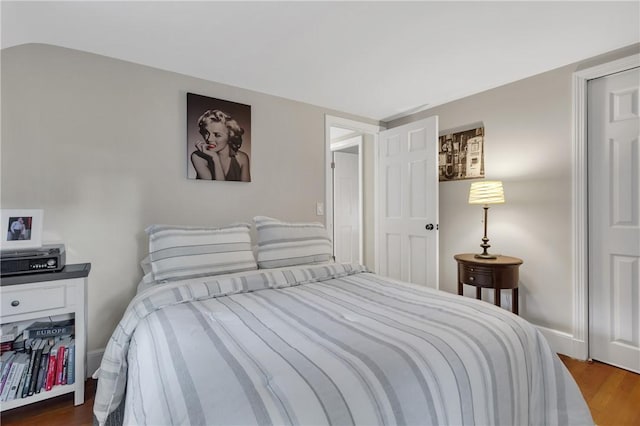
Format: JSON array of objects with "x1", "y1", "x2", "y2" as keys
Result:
[{"x1": 186, "y1": 93, "x2": 252, "y2": 182}]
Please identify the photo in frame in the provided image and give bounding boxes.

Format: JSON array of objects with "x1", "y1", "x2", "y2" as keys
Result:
[
  {"x1": 186, "y1": 93, "x2": 252, "y2": 182},
  {"x1": 438, "y1": 126, "x2": 485, "y2": 181},
  {"x1": 1, "y1": 209, "x2": 43, "y2": 250}
]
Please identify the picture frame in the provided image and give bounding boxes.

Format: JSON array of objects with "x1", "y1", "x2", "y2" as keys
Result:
[
  {"x1": 186, "y1": 93, "x2": 252, "y2": 182},
  {"x1": 0, "y1": 209, "x2": 44, "y2": 250},
  {"x1": 438, "y1": 126, "x2": 485, "y2": 181}
]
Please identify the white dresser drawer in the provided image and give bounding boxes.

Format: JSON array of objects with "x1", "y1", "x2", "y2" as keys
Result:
[{"x1": 1, "y1": 284, "x2": 66, "y2": 317}]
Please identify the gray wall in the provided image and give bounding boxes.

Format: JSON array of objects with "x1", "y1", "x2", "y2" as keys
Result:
[
  {"x1": 387, "y1": 43, "x2": 640, "y2": 336},
  {"x1": 1, "y1": 44, "x2": 377, "y2": 351}
]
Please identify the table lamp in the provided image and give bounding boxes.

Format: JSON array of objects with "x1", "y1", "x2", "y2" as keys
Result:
[{"x1": 468, "y1": 180, "x2": 505, "y2": 259}]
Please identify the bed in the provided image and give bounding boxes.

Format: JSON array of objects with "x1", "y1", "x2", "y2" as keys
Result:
[{"x1": 93, "y1": 219, "x2": 593, "y2": 426}]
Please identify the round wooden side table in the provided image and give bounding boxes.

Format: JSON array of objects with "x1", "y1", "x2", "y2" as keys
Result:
[{"x1": 454, "y1": 253, "x2": 523, "y2": 314}]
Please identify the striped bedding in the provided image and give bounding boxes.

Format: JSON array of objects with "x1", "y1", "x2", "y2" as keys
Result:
[
  {"x1": 93, "y1": 263, "x2": 593, "y2": 426},
  {"x1": 146, "y1": 223, "x2": 257, "y2": 282},
  {"x1": 254, "y1": 216, "x2": 332, "y2": 269}
]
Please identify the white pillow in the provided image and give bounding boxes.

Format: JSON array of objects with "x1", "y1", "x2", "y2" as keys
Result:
[
  {"x1": 146, "y1": 223, "x2": 257, "y2": 282},
  {"x1": 136, "y1": 272, "x2": 156, "y2": 294},
  {"x1": 253, "y1": 216, "x2": 332, "y2": 269},
  {"x1": 140, "y1": 255, "x2": 152, "y2": 274},
  {"x1": 141, "y1": 271, "x2": 155, "y2": 284}
]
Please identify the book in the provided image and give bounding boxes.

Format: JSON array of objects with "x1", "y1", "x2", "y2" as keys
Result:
[
  {"x1": 61, "y1": 345, "x2": 69, "y2": 385},
  {"x1": 6, "y1": 353, "x2": 29, "y2": 400},
  {"x1": 21, "y1": 339, "x2": 38, "y2": 398},
  {"x1": 44, "y1": 350, "x2": 57, "y2": 391},
  {"x1": 1, "y1": 342, "x2": 14, "y2": 353},
  {"x1": 55, "y1": 344, "x2": 65, "y2": 386},
  {"x1": 23, "y1": 319, "x2": 74, "y2": 340},
  {"x1": 35, "y1": 341, "x2": 52, "y2": 393},
  {"x1": 66, "y1": 342, "x2": 75, "y2": 385},
  {"x1": 0, "y1": 355, "x2": 25, "y2": 401},
  {"x1": 0, "y1": 362, "x2": 17, "y2": 401},
  {"x1": 0, "y1": 325, "x2": 19, "y2": 344},
  {"x1": 0, "y1": 350, "x2": 15, "y2": 369},
  {"x1": 27, "y1": 339, "x2": 46, "y2": 396},
  {"x1": 16, "y1": 353, "x2": 30, "y2": 399},
  {"x1": 11, "y1": 334, "x2": 26, "y2": 352},
  {"x1": 0, "y1": 351, "x2": 17, "y2": 395}
]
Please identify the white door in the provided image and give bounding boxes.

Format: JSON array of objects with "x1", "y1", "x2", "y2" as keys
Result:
[
  {"x1": 588, "y1": 66, "x2": 640, "y2": 373},
  {"x1": 333, "y1": 150, "x2": 361, "y2": 263},
  {"x1": 377, "y1": 116, "x2": 439, "y2": 288}
]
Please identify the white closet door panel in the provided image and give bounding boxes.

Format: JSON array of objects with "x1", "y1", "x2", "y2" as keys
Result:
[{"x1": 589, "y1": 66, "x2": 640, "y2": 373}]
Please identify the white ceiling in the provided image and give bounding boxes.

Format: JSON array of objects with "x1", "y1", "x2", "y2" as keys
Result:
[{"x1": 2, "y1": 1, "x2": 638, "y2": 121}]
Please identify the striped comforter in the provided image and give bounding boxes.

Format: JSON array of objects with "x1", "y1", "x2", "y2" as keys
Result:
[{"x1": 94, "y1": 263, "x2": 593, "y2": 425}]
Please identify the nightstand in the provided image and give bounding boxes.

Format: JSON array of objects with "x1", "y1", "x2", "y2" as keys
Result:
[
  {"x1": 0, "y1": 263, "x2": 90, "y2": 411},
  {"x1": 454, "y1": 253, "x2": 522, "y2": 314}
]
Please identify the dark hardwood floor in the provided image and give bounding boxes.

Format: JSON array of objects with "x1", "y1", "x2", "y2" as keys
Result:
[
  {"x1": 1, "y1": 379, "x2": 96, "y2": 426},
  {"x1": 1, "y1": 357, "x2": 639, "y2": 425}
]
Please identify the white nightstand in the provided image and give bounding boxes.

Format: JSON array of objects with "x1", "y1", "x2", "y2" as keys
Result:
[{"x1": 0, "y1": 263, "x2": 90, "y2": 411}]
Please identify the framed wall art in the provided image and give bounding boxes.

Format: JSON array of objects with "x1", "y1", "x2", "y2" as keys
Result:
[
  {"x1": 1, "y1": 209, "x2": 43, "y2": 250},
  {"x1": 186, "y1": 93, "x2": 252, "y2": 182},
  {"x1": 438, "y1": 126, "x2": 485, "y2": 181}
]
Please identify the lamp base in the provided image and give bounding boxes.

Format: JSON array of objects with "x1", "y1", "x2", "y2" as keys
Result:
[
  {"x1": 476, "y1": 233, "x2": 498, "y2": 260},
  {"x1": 475, "y1": 205, "x2": 499, "y2": 260},
  {"x1": 474, "y1": 253, "x2": 498, "y2": 260}
]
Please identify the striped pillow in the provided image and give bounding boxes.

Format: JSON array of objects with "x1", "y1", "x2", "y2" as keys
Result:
[
  {"x1": 254, "y1": 216, "x2": 332, "y2": 269},
  {"x1": 146, "y1": 223, "x2": 257, "y2": 282}
]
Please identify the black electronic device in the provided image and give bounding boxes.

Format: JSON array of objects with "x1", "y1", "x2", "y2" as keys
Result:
[{"x1": 0, "y1": 244, "x2": 66, "y2": 277}]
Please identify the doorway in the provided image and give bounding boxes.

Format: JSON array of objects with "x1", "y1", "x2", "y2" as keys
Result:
[
  {"x1": 325, "y1": 116, "x2": 381, "y2": 271},
  {"x1": 331, "y1": 133, "x2": 362, "y2": 264}
]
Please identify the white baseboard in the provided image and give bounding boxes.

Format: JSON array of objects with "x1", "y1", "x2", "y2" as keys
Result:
[
  {"x1": 535, "y1": 324, "x2": 587, "y2": 360},
  {"x1": 87, "y1": 348, "x2": 104, "y2": 379}
]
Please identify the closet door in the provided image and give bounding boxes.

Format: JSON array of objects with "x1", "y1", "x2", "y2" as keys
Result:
[{"x1": 588, "y1": 66, "x2": 640, "y2": 373}]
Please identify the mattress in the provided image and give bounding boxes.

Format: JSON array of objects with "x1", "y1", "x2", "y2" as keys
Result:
[{"x1": 94, "y1": 263, "x2": 593, "y2": 425}]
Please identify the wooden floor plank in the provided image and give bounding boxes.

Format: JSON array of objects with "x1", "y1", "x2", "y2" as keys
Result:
[
  {"x1": 590, "y1": 367, "x2": 626, "y2": 412},
  {"x1": 560, "y1": 355, "x2": 640, "y2": 426}
]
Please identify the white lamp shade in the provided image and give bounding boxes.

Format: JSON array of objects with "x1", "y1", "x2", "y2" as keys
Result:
[{"x1": 468, "y1": 181, "x2": 505, "y2": 205}]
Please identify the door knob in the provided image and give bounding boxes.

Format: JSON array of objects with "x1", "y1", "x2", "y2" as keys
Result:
[{"x1": 425, "y1": 224, "x2": 434, "y2": 230}]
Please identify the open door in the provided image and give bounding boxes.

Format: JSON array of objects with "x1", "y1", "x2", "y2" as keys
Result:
[
  {"x1": 325, "y1": 116, "x2": 380, "y2": 270},
  {"x1": 377, "y1": 116, "x2": 439, "y2": 288}
]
